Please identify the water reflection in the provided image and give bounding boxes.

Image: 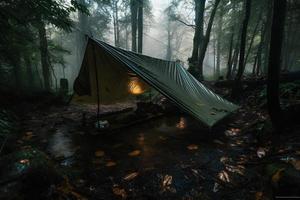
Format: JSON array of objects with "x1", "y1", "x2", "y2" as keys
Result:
[
  {"x1": 176, "y1": 117, "x2": 186, "y2": 130},
  {"x1": 48, "y1": 129, "x2": 75, "y2": 158}
]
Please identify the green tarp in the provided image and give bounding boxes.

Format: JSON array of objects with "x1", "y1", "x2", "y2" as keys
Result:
[{"x1": 74, "y1": 38, "x2": 239, "y2": 127}]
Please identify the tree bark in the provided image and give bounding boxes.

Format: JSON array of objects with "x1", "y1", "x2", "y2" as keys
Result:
[
  {"x1": 216, "y1": 3, "x2": 224, "y2": 78},
  {"x1": 24, "y1": 54, "x2": 34, "y2": 88},
  {"x1": 244, "y1": 11, "x2": 262, "y2": 66},
  {"x1": 130, "y1": 0, "x2": 138, "y2": 52},
  {"x1": 267, "y1": 0, "x2": 286, "y2": 131},
  {"x1": 226, "y1": 32, "x2": 234, "y2": 79},
  {"x1": 255, "y1": 23, "x2": 265, "y2": 76},
  {"x1": 234, "y1": 0, "x2": 251, "y2": 83},
  {"x1": 197, "y1": 0, "x2": 221, "y2": 80},
  {"x1": 263, "y1": 0, "x2": 273, "y2": 74},
  {"x1": 190, "y1": 0, "x2": 205, "y2": 63},
  {"x1": 38, "y1": 20, "x2": 51, "y2": 91},
  {"x1": 113, "y1": 0, "x2": 120, "y2": 47},
  {"x1": 12, "y1": 51, "x2": 21, "y2": 90},
  {"x1": 137, "y1": 0, "x2": 143, "y2": 53},
  {"x1": 188, "y1": 0, "x2": 205, "y2": 78},
  {"x1": 166, "y1": 15, "x2": 172, "y2": 60}
]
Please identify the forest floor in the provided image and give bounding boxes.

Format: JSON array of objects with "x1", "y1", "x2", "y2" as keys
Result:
[{"x1": 1, "y1": 83, "x2": 300, "y2": 200}]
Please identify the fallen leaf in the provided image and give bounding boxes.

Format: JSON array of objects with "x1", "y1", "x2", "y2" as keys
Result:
[
  {"x1": 123, "y1": 172, "x2": 139, "y2": 181},
  {"x1": 112, "y1": 187, "x2": 127, "y2": 199},
  {"x1": 19, "y1": 159, "x2": 30, "y2": 164},
  {"x1": 218, "y1": 170, "x2": 230, "y2": 183},
  {"x1": 187, "y1": 144, "x2": 198, "y2": 150},
  {"x1": 255, "y1": 192, "x2": 264, "y2": 200},
  {"x1": 25, "y1": 131, "x2": 33, "y2": 136},
  {"x1": 257, "y1": 147, "x2": 266, "y2": 158},
  {"x1": 17, "y1": 140, "x2": 23, "y2": 144},
  {"x1": 213, "y1": 140, "x2": 224, "y2": 145},
  {"x1": 57, "y1": 177, "x2": 88, "y2": 200},
  {"x1": 225, "y1": 130, "x2": 235, "y2": 136},
  {"x1": 95, "y1": 150, "x2": 105, "y2": 157},
  {"x1": 159, "y1": 136, "x2": 167, "y2": 140},
  {"x1": 271, "y1": 168, "x2": 285, "y2": 184},
  {"x1": 191, "y1": 169, "x2": 198, "y2": 175},
  {"x1": 92, "y1": 159, "x2": 102, "y2": 165},
  {"x1": 290, "y1": 160, "x2": 300, "y2": 170},
  {"x1": 106, "y1": 161, "x2": 117, "y2": 167},
  {"x1": 213, "y1": 182, "x2": 220, "y2": 193},
  {"x1": 128, "y1": 150, "x2": 141, "y2": 157},
  {"x1": 137, "y1": 134, "x2": 145, "y2": 142},
  {"x1": 162, "y1": 175, "x2": 172, "y2": 187},
  {"x1": 22, "y1": 135, "x2": 33, "y2": 140},
  {"x1": 220, "y1": 156, "x2": 228, "y2": 163}
]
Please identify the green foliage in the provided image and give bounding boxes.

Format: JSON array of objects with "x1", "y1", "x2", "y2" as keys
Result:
[
  {"x1": 259, "y1": 81, "x2": 300, "y2": 102},
  {"x1": 0, "y1": 0, "x2": 88, "y2": 91}
]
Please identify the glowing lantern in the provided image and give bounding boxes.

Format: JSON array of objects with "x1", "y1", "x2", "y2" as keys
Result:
[{"x1": 128, "y1": 77, "x2": 146, "y2": 95}]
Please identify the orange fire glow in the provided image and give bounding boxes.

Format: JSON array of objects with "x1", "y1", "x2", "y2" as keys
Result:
[{"x1": 128, "y1": 78, "x2": 145, "y2": 95}]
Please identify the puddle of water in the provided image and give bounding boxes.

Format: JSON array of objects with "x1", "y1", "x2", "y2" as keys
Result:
[{"x1": 48, "y1": 128, "x2": 75, "y2": 159}]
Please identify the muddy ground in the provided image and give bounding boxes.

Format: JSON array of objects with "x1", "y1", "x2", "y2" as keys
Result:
[{"x1": 1, "y1": 90, "x2": 300, "y2": 200}]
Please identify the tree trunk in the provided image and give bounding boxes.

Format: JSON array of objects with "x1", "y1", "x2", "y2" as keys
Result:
[
  {"x1": 188, "y1": 0, "x2": 205, "y2": 77},
  {"x1": 213, "y1": 32, "x2": 216, "y2": 77},
  {"x1": 191, "y1": 0, "x2": 205, "y2": 62},
  {"x1": 263, "y1": 0, "x2": 273, "y2": 74},
  {"x1": 113, "y1": 0, "x2": 120, "y2": 47},
  {"x1": 244, "y1": 11, "x2": 262, "y2": 66},
  {"x1": 166, "y1": 18, "x2": 172, "y2": 60},
  {"x1": 226, "y1": 32, "x2": 234, "y2": 79},
  {"x1": 38, "y1": 20, "x2": 51, "y2": 91},
  {"x1": 130, "y1": 0, "x2": 138, "y2": 52},
  {"x1": 216, "y1": 3, "x2": 224, "y2": 78},
  {"x1": 77, "y1": 0, "x2": 88, "y2": 64},
  {"x1": 197, "y1": 0, "x2": 221, "y2": 80},
  {"x1": 256, "y1": 23, "x2": 265, "y2": 76},
  {"x1": 12, "y1": 51, "x2": 21, "y2": 90},
  {"x1": 252, "y1": 54, "x2": 258, "y2": 76},
  {"x1": 137, "y1": 0, "x2": 143, "y2": 53},
  {"x1": 24, "y1": 54, "x2": 34, "y2": 88},
  {"x1": 267, "y1": 0, "x2": 286, "y2": 131},
  {"x1": 234, "y1": 0, "x2": 251, "y2": 83}
]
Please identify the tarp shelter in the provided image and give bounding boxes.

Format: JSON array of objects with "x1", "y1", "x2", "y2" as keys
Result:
[{"x1": 73, "y1": 38, "x2": 239, "y2": 127}]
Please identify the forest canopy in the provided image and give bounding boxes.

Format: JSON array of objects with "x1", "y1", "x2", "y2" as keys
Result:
[{"x1": 0, "y1": 0, "x2": 299, "y2": 93}]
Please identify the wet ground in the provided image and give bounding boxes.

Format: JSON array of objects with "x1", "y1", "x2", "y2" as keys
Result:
[{"x1": 14, "y1": 103, "x2": 263, "y2": 199}]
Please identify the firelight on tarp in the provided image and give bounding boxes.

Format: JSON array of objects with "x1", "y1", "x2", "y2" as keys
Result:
[{"x1": 128, "y1": 77, "x2": 146, "y2": 95}]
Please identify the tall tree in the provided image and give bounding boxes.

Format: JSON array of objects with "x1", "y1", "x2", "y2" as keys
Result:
[
  {"x1": 137, "y1": 0, "x2": 144, "y2": 53},
  {"x1": 232, "y1": 0, "x2": 251, "y2": 97},
  {"x1": 216, "y1": 2, "x2": 224, "y2": 78},
  {"x1": 196, "y1": 0, "x2": 221, "y2": 80},
  {"x1": 37, "y1": 19, "x2": 51, "y2": 90},
  {"x1": 234, "y1": 0, "x2": 251, "y2": 83},
  {"x1": 130, "y1": 0, "x2": 138, "y2": 52},
  {"x1": 189, "y1": 0, "x2": 205, "y2": 73},
  {"x1": 267, "y1": 0, "x2": 287, "y2": 131}
]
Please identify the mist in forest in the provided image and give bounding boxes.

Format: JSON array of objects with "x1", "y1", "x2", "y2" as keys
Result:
[{"x1": 1, "y1": 0, "x2": 299, "y2": 93}]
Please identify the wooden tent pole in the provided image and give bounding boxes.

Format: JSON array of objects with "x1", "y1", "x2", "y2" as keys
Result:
[{"x1": 92, "y1": 40, "x2": 100, "y2": 121}]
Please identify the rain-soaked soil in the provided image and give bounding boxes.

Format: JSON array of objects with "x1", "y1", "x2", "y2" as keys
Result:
[
  {"x1": 10, "y1": 102, "x2": 261, "y2": 200},
  {"x1": 2, "y1": 99, "x2": 300, "y2": 199}
]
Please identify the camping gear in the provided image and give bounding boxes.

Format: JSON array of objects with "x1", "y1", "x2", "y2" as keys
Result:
[{"x1": 73, "y1": 37, "x2": 239, "y2": 127}]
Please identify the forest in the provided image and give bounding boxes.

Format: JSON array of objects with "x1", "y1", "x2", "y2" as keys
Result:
[{"x1": 0, "y1": 0, "x2": 300, "y2": 199}]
